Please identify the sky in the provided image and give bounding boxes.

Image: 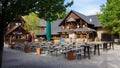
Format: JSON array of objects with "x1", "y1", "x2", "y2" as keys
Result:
[{"x1": 65, "y1": 0, "x2": 107, "y2": 16}]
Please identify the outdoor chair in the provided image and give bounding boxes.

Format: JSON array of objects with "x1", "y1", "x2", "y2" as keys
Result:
[
  {"x1": 107, "y1": 42, "x2": 114, "y2": 50},
  {"x1": 30, "y1": 46, "x2": 36, "y2": 52},
  {"x1": 61, "y1": 48, "x2": 68, "y2": 58},
  {"x1": 75, "y1": 49, "x2": 82, "y2": 60},
  {"x1": 14, "y1": 43, "x2": 25, "y2": 51},
  {"x1": 48, "y1": 45, "x2": 56, "y2": 56}
]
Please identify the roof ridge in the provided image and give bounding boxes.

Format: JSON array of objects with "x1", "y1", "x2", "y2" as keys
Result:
[{"x1": 72, "y1": 10, "x2": 93, "y2": 25}]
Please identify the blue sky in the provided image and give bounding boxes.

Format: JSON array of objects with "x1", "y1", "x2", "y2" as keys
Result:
[{"x1": 65, "y1": 0, "x2": 107, "y2": 15}]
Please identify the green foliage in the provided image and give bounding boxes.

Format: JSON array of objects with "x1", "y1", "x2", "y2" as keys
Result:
[
  {"x1": 0, "y1": 0, "x2": 73, "y2": 24},
  {"x1": 23, "y1": 12, "x2": 40, "y2": 34},
  {"x1": 98, "y1": 0, "x2": 120, "y2": 34},
  {"x1": 35, "y1": 0, "x2": 73, "y2": 21}
]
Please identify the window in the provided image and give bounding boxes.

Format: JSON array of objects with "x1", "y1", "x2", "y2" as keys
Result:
[{"x1": 89, "y1": 18, "x2": 92, "y2": 22}]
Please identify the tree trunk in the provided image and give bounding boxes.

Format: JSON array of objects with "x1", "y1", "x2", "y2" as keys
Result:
[
  {"x1": 0, "y1": 29, "x2": 4, "y2": 67},
  {"x1": 0, "y1": 0, "x2": 8, "y2": 67}
]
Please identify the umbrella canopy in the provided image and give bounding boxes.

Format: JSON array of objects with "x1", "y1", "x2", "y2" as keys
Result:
[
  {"x1": 46, "y1": 18, "x2": 51, "y2": 41},
  {"x1": 74, "y1": 27, "x2": 96, "y2": 32}
]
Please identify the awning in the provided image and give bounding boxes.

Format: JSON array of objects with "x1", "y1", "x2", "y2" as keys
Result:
[{"x1": 74, "y1": 27, "x2": 96, "y2": 32}]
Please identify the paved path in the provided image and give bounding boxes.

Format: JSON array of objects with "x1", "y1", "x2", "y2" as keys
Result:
[{"x1": 2, "y1": 44, "x2": 120, "y2": 68}]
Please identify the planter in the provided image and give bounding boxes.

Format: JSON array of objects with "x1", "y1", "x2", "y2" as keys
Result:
[
  {"x1": 67, "y1": 51, "x2": 74, "y2": 60},
  {"x1": 24, "y1": 45, "x2": 30, "y2": 53},
  {"x1": 36, "y1": 48, "x2": 41, "y2": 55}
]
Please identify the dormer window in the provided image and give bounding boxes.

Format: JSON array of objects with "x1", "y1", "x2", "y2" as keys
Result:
[{"x1": 90, "y1": 18, "x2": 92, "y2": 22}]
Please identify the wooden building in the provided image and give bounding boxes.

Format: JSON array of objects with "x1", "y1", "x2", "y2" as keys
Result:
[
  {"x1": 37, "y1": 10, "x2": 113, "y2": 43},
  {"x1": 37, "y1": 10, "x2": 98, "y2": 42},
  {"x1": 5, "y1": 17, "x2": 29, "y2": 44},
  {"x1": 58, "y1": 11, "x2": 98, "y2": 42}
]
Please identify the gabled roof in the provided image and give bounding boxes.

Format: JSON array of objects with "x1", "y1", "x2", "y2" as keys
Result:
[
  {"x1": 12, "y1": 17, "x2": 25, "y2": 23},
  {"x1": 59, "y1": 10, "x2": 94, "y2": 26},
  {"x1": 59, "y1": 10, "x2": 102, "y2": 27},
  {"x1": 73, "y1": 10, "x2": 102, "y2": 27},
  {"x1": 6, "y1": 25, "x2": 29, "y2": 35},
  {"x1": 72, "y1": 10, "x2": 93, "y2": 25}
]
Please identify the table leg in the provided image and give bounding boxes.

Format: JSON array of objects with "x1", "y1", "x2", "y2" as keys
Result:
[
  {"x1": 97, "y1": 44, "x2": 100, "y2": 56},
  {"x1": 94, "y1": 45, "x2": 96, "y2": 55},
  {"x1": 87, "y1": 46, "x2": 90, "y2": 59}
]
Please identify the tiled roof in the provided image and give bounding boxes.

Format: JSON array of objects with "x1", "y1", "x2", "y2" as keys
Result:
[
  {"x1": 37, "y1": 19, "x2": 62, "y2": 35},
  {"x1": 72, "y1": 10, "x2": 93, "y2": 25},
  {"x1": 87, "y1": 15, "x2": 102, "y2": 27},
  {"x1": 51, "y1": 19, "x2": 63, "y2": 35},
  {"x1": 72, "y1": 10, "x2": 102, "y2": 27},
  {"x1": 37, "y1": 30, "x2": 45, "y2": 35},
  {"x1": 39, "y1": 19, "x2": 46, "y2": 27}
]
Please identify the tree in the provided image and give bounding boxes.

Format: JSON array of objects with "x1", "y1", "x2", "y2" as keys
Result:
[
  {"x1": 36, "y1": 0, "x2": 73, "y2": 21},
  {"x1": 23, "y1": 12, "x2": 40, "y2": 34},
  {"x1": 0, "y1": 0, "x2": 73, "y2": 67},
  {"x1": 98, "y1": 0, "x2": 120, "y2": 34}
]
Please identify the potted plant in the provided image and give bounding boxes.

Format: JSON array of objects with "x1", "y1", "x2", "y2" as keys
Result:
[
  {"x1": 35, "y1": 42, "x2": 41, "y2": 55},
  {"x1": 24, "y1": 41, "x2": 30, "y2": 53}
]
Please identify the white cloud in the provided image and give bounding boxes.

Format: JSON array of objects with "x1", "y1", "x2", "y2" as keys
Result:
[
  {"x1": 74, "y1": 0, "x2": 96, "y2": 3},
  {"x1": 66, "y1": 0, "x2": 106, "y2": 15},
  {"x1": 83, "y1": 9, "x2": 100, "y2": 15}
]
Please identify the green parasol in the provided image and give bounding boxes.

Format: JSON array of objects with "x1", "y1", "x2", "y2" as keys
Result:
[{"x1": 46, "y1": 18, "x2": 51, "y2": 41}]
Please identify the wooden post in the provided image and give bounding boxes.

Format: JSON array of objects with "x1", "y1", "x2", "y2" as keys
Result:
[{"x1": 0, "y1": 0, "x2": 9, "y2": 67}]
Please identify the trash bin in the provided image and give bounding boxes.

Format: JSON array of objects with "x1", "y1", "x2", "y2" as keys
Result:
[{"x1": 67, "y1": 51, "x2": 74, "y2": 60}]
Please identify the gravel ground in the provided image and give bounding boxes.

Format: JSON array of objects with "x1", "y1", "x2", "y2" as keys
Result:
[{"x1": 2, "y1": 44, "x2": 120, "y2": 68}]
